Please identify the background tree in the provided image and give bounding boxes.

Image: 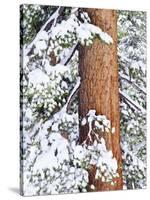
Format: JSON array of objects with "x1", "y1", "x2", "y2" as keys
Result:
[{"x1": 118, "y1": 11, "x2": 146, "y2": 189}]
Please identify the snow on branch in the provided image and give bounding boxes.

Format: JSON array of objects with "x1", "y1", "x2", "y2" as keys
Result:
[
  {"x1": 65, "y1": 77, "x2": 81, "y2": 111},
  {"x1": 119, "y1": 72, "x2": 146, "y2": 95},
  {"x1": 81, "y1": 110, "x2": 115, "y2": 145},
  {"x1": 60, "y1": 43, "x2": 78, "y2": 66},
  {"x1": 42, "y1": 77, "x2": 81, "y2": 130},
  {"x1": 119, "y1": 90, "x2": 146, "y2": 114},
  {"x1": 76, "y1": 23, "x2": 113, "y2": 45},
  {"x1": 134, "y1": 141, "x2": 146, "y2": 153},
  {"x1": 25, "y1": 7, "x2": 64, "y2": 56}
]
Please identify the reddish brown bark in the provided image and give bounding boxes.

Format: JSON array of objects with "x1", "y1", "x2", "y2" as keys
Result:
[{"x1": 79, "y1": 9, "x2": 123, "y2": 191}]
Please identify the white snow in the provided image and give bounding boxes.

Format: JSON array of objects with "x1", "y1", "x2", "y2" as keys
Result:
[
  {"x1": 76, "y1": 23, "x2": 113, "y2": 45},
  {"x1": 90, "y1": 185, "x2": 95, "y2": 190},
  {"x1": 74, "y1": 145, "x2": 86, "y2": 160},
  {"x1": 81, "y1": 117, "x2": 87, "y2": 126},
  {"x1": 112, "y1": 127, "x2": 115, "y2": 134},
  {"x1": 33, "y1": 133, "x2": 69, "y2": 172},
  {"x1": 28, "y1": 68, "x2": 49, "y2": 86},
  {"x1": 35, "y1": 40, "x2": 47, "y2": 51}
]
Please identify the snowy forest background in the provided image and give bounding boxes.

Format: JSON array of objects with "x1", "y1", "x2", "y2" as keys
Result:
[{"x1": 20, "y1": 5, "x2": 146, "y2": 196}]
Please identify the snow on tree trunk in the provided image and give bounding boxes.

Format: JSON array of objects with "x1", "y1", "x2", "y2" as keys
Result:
[{"x1": 79, "y1": 9, "x2": 123, "y2": 191}]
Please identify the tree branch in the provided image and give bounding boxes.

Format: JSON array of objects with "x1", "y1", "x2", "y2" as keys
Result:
[
  {"x1": 119, "y1": 90, "x2": 146, "y2": 114},
  {"x1": 119, "y1": 72, "x2": 146, "y2": 95},
  {"x1": 65, "y1": 77, "x2": 81, "y2": 111},
  {"x1": 42, "y1": 78, "x2": 81, "y2": 131},
  {"x1": 61, "y1": 43, "x2": 78, "y2": 66},
  {"x1": 25, "y1": 7, "x2": 64, "y2": 56}
]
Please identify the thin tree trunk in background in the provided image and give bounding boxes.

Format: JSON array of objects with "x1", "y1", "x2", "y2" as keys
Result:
[{"x1": 79, "y1": 9, "x2": 123, "y2": 191}]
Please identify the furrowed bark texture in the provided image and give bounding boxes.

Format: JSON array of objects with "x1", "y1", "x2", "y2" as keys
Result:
[{"x1": 79, "y1": 9, "x2": 123, "y2": 191}]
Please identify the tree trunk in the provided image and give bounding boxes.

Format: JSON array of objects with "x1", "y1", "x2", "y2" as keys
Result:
[{"x1": 79, "y1": 9, "x2": 123, "y2": 191}]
